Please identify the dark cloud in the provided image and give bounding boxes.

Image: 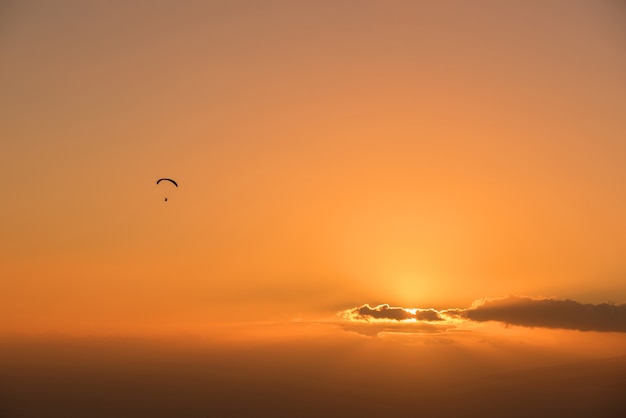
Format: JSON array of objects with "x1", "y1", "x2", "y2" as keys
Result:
[
  {"x1": 415, "y1": 309, "x2": 443, "y2": 321},
  {"x1": 355, "y1": 304, "x2": 414, "y2": 321},
  {"x1": 344, "y1": 304, "x2": 445, "y2": 322},
  {"x1": 464, "y1": 296, "x2": 626, "y2": 332}
]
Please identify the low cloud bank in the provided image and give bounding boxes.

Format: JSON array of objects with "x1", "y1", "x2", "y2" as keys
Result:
[{"x1": 341, "y1": 296, "x2": 626, "y2": 333}]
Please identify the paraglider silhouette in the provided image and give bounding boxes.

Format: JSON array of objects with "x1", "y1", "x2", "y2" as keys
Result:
[{"x1": 157, "y1": 178, "x2": 178, "y2": 202}]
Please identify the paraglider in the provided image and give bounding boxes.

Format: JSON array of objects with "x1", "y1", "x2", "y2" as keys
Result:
[{"x1": 156, "y1": 178, "x2": 178, "y2": 202}]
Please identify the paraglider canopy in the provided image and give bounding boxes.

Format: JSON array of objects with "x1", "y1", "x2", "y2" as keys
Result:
[{"x1": 156, "y1": 178, "x2": 178, "y2": 187}]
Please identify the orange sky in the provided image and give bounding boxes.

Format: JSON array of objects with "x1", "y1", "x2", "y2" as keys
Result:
[{"x1": 2, "y1": 0, "x2": 626, "y2": 335}]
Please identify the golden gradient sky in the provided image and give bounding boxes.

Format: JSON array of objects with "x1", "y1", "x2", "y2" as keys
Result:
[{"x1": 2, "y1": 0, "x2": 626, "y2": 335}]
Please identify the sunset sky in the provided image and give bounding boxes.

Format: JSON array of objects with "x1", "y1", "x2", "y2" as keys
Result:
[
  {"x1": 1, "y1": 1, "x2": 626, "y2": 415},
  {"x1": 3, "y1": 0, "x2": 626, "y2": 333}
]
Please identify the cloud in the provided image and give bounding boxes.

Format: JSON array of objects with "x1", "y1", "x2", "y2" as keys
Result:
[
  {"x1": 342, "y1": 304, "x2": 445, "y2": 322},
  {"x1": 355, "y1": 304, "x2": 414, "y2": 321},
  {"x1": 464, "y1": 296, "x2": 626, "y2": 332},
  {"x1": 339, "y1": 296, "x2": 626, "y2": 333},
  {"x1": 415, "y1": 309, "x2": 443, "y2": 321}
]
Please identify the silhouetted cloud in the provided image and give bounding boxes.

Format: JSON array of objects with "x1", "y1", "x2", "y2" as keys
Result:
[
  {"x1": 464, "y1": 296, "x2": 626, "y2": 332},
  {"x1": 415, "y1": 309, "x2": 443, "y2": 321},
  {"x1": 355, "y1": 304, "x2": 414, "y2": 321},
  {"x1": 340, "y1": 296, "x2": 626, "y2": 333},
  {"x1": 343, "y1": 304, "x2": 445, "y2": 322}
]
